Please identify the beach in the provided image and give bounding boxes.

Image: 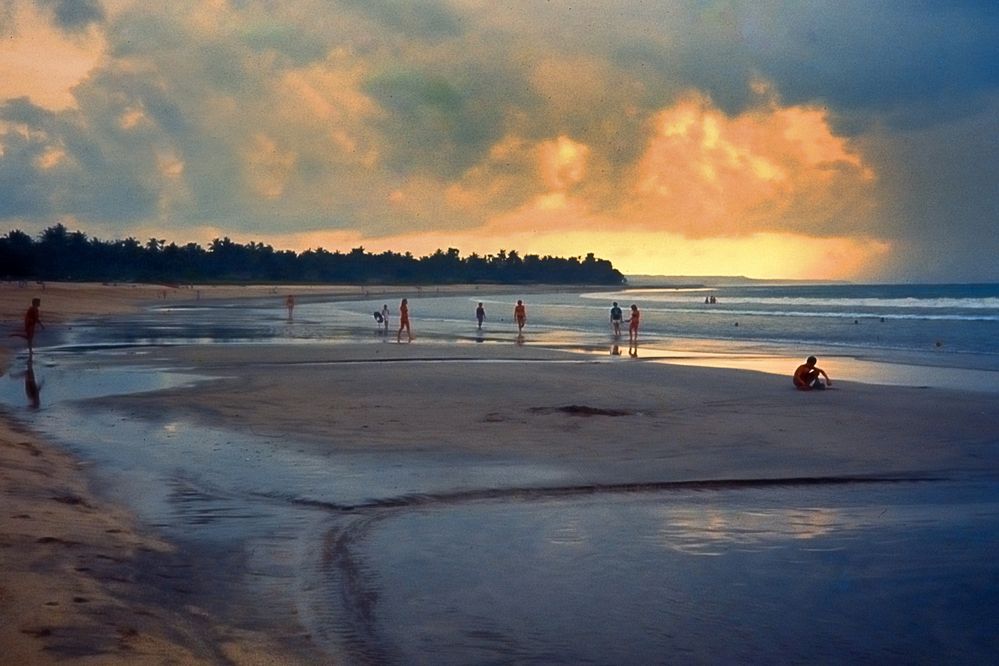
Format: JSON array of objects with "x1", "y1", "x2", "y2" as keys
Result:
[{"x1": 2, "y1": 282, "x2": 999, "y2": 663}]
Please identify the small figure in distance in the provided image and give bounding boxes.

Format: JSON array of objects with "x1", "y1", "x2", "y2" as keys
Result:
[
  {"x1": 397, "y1": 298, "x2": 412, "y2": 342},
  {"x1": 476, "y1": 302, "x2": 486, "y2": 330},
  {"x1": 628, "y1": 303, "x2": 640, "y2": 344},
  {"x1": 610, "y1": 301, "x2": 623, "y2": 337},
  {"x1": 18, "y1": 297, "x2": 45, "y2": 355},
  {"x1": 285, "y1": 294, "x2": 295, "y2": 320},
  {"x1": 793, "y1": 356, "x2": 832, "y2": 390},
  {"x1": 381, "y1": 304, "x2": 390, "y2": 334},
  {"x1": 514, "y1": 300, "x2": 527, "y2": 333}
]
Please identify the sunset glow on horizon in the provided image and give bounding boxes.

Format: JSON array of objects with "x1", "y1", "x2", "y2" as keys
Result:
[{"x1": 2, "y1": 1, "x2": 996, "y2": 282}]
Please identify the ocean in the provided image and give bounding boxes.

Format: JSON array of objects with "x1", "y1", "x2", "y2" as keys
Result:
[
  {"x1": 332, "y1": 282, "x2": 999, "y2": 391},
  {"x1": 41, "y1": 281, "x2": 998, "y2": 393}
]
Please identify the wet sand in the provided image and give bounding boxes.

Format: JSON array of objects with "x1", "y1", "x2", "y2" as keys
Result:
[{"x1": 3, "y1": 282, "x2": 999, "y2": 662}]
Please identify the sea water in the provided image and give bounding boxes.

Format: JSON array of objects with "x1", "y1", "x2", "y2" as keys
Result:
[{"x1": 50, "y1": 282, "x2": 999, "y2": 357}]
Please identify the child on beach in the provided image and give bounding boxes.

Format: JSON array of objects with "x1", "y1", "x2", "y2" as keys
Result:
[
  {"x1": 381, "y1": 304, "x2": 390, "y2": 333},
  {"x1": 285, "y1": 294, "x2": 295, "y2": 320},
  {"x1": 476, "y1": 302, "x2": 486, "y2": 329},
  {"x1": 793, "y1": 356, "x2": 832, "y2": 390},
  {"x1": 514, "y1": 300, "x2": 527, "y2": 333},
  {"x1": 15, "y1": 298, "x2": 45, "y2": 354},
  {"x1": 397, "y1": 298, "x2": 412, "y2": 342}
]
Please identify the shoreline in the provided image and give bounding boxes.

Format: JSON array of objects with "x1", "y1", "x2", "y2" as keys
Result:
[{"x1": 3, "y1": 282, "x2": 999, "y2": 662}]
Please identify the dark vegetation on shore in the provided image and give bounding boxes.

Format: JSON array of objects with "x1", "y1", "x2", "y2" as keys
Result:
[{"x1": 1, "y1": 225, "x2": 626, "y2": 285}]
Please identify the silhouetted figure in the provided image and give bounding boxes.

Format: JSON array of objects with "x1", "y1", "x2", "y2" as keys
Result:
[
  {"x1": 16, "y1": 298, "x2": 45, "y2": 355},
  {"x1": 793, "y1": 356, "x2": 832, "y2": 390},
  {"x1": 285, "y1": 294, "x2": 295, "y2": 320},
  {"x1": 381, "y1": 304, "x2": 390, "y2": 333},
  {"x1": 628, "y1": 304, "x2": 640, "y2": 344},
  {"x1": 23, "y1": 359, "x2": 41, "y2": 409},
  {"x1": 397, "y1": 298, "x2": 412, "y2": 342},
  {"x1": 476, "y1": 302, "x2": 486, "y2": 329},
  {"x1": 514, "y1": 300, "x2": 527, "y2": 333},
  {"x1": 610, "y1": 301, "x2": 623, "y2": 337}
]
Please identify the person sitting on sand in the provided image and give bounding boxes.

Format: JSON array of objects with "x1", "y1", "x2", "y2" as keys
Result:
[
  {"x1": 793, "y1": 356, "x2": 832, "y2": 390},
  {"x1": 397, "y1": 298, "x2": 412, "y2": 342},
  {"x1": 476, "y1": 302, "x2": 486, "y2": 329},
  {"x1": 514, "y1": 300, "x2": 527, "y2": 333},
  {"x1": 610, "y1": 302, "x2": 623, "y2": 337}
]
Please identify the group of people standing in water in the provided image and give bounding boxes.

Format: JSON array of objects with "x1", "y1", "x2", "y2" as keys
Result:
[{"x1": 372, "y1": 298, "x2": 643, "y2": 345}]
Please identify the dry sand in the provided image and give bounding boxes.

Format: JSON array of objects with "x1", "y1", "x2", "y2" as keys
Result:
[{"x1": 2, "y1": 282, "x2": 998, "y2": 663}]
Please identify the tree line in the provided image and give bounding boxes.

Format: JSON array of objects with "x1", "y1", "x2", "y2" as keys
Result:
[{"x1": 1, "y1": 225, "x2": 626, "y2": 285}]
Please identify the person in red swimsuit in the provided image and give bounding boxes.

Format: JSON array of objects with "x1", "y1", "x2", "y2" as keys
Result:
[
  {"x1": 514, "y1": 300, "x2": 527, "y2": 333},
  {"x1": 397, "y1": 298, "x2": 412, "y2": 342},
  {"x1": 793, "y1": 356, "x2": 831, "y2": 390},
  {"x1": 627, "y1": 303, "x2": 640, "y2": 343}
]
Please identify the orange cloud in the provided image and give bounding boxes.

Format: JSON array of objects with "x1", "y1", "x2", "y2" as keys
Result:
[
  {"x1": 231, "y1": 90, "x2": 887, "y2": 279},
  {"x1": 0, "y1": 3, "x2": 106, "y2": 110},
  {"x1": 625, "y1": 91, "x2": 875, "y2": 237}
]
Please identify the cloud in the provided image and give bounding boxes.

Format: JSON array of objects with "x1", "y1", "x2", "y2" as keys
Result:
[
  {"x1": 0, "y1": 1, "x2": 996, "y2": 280},
  {"x1": 36, "y1": 0, "x2": 105, "y2": 32}
]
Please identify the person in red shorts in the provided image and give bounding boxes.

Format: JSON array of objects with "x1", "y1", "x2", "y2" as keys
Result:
[
  {"x1": 22, "y1": 297, "x2": 45, "y2": 355},
  {"x1": 793, "y1": 356, "x2": 831, "y2": 390}
]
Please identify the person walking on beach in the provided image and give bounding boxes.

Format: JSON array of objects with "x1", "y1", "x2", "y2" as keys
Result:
[
  {"x1": 627, "y1": 303, "x2": 640, "y2": 344},
  {"x1": 610, "y1": 302, "x2": 623, "y2": 337},
  {"x1": 514, "y1": 300, "x2": 527, "y2": 333},
  {"x1": 476, "y1": 302, "x2": 486, "y2": 329},
  {"x1": 381, "y1": 304, "x2": 390, "y2": 333},
  {"x1": 397, "y1": 298, "x2": 412, "y2": 342},
  {"x1": 19, "y1": 297, "x2": 44, "y2": 355},
  {"x1": 793, "y1": 356, "x2": 832, "y2": 390},
  {"x1": 285, "y1": 294, "x2": 295, "y2": 320}
]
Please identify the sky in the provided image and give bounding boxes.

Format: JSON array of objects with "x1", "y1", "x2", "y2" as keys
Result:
[{"x1": 1, "y1": 0, "x2": 997, "y2": 281}]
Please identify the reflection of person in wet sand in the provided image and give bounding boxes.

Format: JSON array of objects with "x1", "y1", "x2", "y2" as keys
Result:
[
  {"x1": 514, "y1": 300, "x2": 527, "y2": 333},
  {"x1": 285, "y1": 294, "x2": 295, "y2": 320},
  {"x1": 23, "y1": 359, "x2": 42, "y2": 409},
  {"x1": 627, "y1": 304, "x2": 640, "y2": 344},
  {"x1": 11, "y1": 297, "x2": 45, "y2": 355},
  {"x1": 476, "y1": 302, "x2": 486, "y2": 329},
  {"x1": 10, "y1": 359, "x2": 43, "y2": 409},
  {"x1": 793, "y1": 356, "x2": 832, "y2": 390},
  {"x1": 610, "y1": 302, "x2": 623, "y2": 337},
  {"x1": 397, "y1": 298, "x2": 412, "y2": 342}
]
